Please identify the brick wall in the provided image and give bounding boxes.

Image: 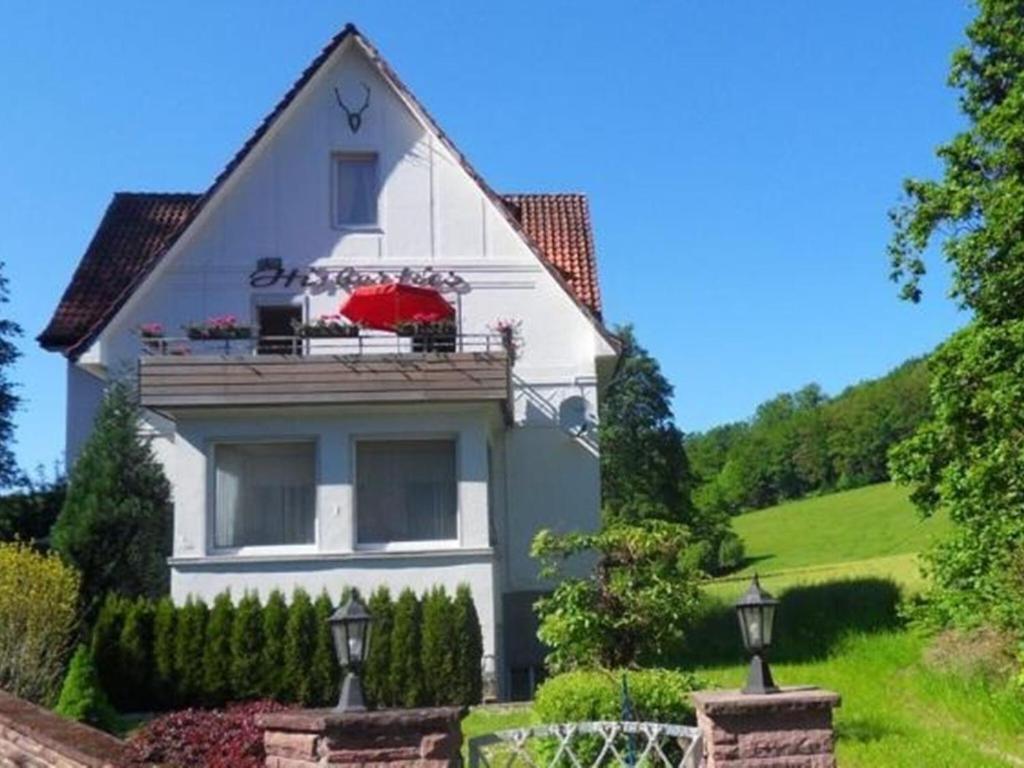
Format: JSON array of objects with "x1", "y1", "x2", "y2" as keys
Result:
[{"x1": 0, "y1": 690, "x2": 128, "y2": 768}]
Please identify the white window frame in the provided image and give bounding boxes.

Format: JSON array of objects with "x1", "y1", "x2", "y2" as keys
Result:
[
  {"x1": 352, "y1": 433, "x2": 460, "y2": 553},
  {"x1": 331, "y1": 151, "x2": 382, "y2": 231},
  {"x1": 206, "y1": 436, "x2": 320, "y2": 557}
]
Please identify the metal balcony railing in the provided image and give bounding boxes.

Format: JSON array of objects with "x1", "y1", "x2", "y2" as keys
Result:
[{"x1": 139, "y1": 332, "x2": 506, "y2": 358}]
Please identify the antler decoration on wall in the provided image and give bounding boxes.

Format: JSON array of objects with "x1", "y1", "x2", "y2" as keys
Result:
[{"x1": 334, "y1": 82, "x2": 371, "y2": 133}]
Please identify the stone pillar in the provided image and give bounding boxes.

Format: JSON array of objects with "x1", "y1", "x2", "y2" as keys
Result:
[
  {"x1": 256, "y1": 706, "x2": 464, "y2": 767},
  {"x1": 693, "y1": 687, "x2": 841, "y2": 768}
]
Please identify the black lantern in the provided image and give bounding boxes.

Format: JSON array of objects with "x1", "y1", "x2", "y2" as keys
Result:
[
  {"x1": 328, "y1": 595, "x2": 373, "y2": 711},
  {"x1": 735, "y1": 575, "x2": 780, "y2": 695}
]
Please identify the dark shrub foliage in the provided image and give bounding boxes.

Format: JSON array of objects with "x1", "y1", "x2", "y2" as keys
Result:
[
  {"x1": 230, "y1": 592, "x2": 263, "y2": 701},
  {"x1": 0, "y1": 469, "x2": 65, "y2": 545},
  {"x1": 452, "y1": 584, "x2": 484, "y2": 705},
  {"x1": 363, "y1": 586, "x2": 394, "y2": 707},
  {"x1": 54, "y1": 645, "x2": 119, "y2": 733},
  {"x1": 389, "y1": 588, "x2": 424, "y2": 707},
  {"x1": 126, "y1": 699, "x2": 289, "y2": 768},
  {"x1": 118, "y1": 598, "x2": 153, "y2": 712},
  {"x1": 283, "y1": 589, "x2": 316, "y2": 705},
  {"x1": 202, "y1": 593, "x2": 235, "y2": 706},
  {"x1": 260, "y1": 591, "x2": 288, "y2": 700},
  {"x1": 420, "y1": 586, "x2": 456, "y2": 705},
  {"x1": 310, "y1": 591, "x2": 339, "y2": 707},
  {"x1": 152, "y1": 597, "x2": 176, "y2": 708},
  {"x1": 173, "y1": 598, "x2": 207, "y2": 705},
  {"x1": 90, "y1": 594, "x2": 127, "y2": 709}
]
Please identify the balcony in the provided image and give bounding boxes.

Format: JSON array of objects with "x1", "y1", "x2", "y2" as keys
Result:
[{"x1": 137, "y1": 333, "x2": 511, "y2": 417}]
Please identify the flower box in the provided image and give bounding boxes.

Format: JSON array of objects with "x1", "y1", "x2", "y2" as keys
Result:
[
  {"x1": 184, "y1": 315, "x2": 252, "y2": 341},
  {"x1": 292, "y1": 317, "x2": 361, "y2": 338},
  {"x1": 395, "y1": 320, "x2": 457, "y2": 338}
]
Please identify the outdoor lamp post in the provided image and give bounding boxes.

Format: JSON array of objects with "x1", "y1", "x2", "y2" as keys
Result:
[
  {"x1": 328, "y1": 595, "x2": 373, "y2": 711},
  {"x1": 735, "y1": 575, "x2": 780, "y2": 695}
]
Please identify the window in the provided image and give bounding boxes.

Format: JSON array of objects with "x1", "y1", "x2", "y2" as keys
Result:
[
  {"x1": 333, "y1": 154, "x2": 378, "y2": 227},
  {"x1": 257, "y1": 305, "x2": 302, "y2": 355},
  {"x1": 214, "y1": 442, "x2": 316, "y2": 548},
  {"x1": 356, "y1": 440, "x2": 457, "y2": 544}
]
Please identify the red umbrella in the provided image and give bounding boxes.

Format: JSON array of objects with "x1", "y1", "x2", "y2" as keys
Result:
[{"x1": 339, "y1": 283, "x2": 455, "y2": 331}]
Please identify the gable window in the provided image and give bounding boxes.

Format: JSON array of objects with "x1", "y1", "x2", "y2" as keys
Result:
[
  {"x1": 356, "y1": 439, "x2": 457, "y2": 545},
  {"x1": 333, "y1": 153, "x2": 379, "y2": 227},
  {"x1": 257, "y1": 304, "x2": 302, "y2": 355},
  {"x1": 214, "y1": 441, "x2": 316, "y2": 548}
]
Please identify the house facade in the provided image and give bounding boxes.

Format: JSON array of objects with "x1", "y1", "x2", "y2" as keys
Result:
[{"x1": 39, "y1": 24, "x2": 618, "y2": 698}]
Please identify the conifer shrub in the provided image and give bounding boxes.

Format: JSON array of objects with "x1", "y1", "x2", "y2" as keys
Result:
[
  {"x1": 174, "y1": 597, "x2": 208, "y2": 704},
  {"x1": 118, "y1": 598, "x2": 153, "y2": 712},
  {"x1": 364, "y1": 586, "x2": 394, "y2": 708},
  {"x1": 283, "y1": 589, "x2": 316, "y2": 704},
  {"x1": 202, "y1": 592, "x2": 235, "y2": 706},
  {"x1": 91, "y1": 593, "x2": 128, "y2": 709},
  {"x1": 421, "y1": 586, "x2": 456, "y2": 705},
  {"x1": 260, "y1": 590, "x2": 288, "y2": 700},
  {"x1": 230, "y1": 592, "x2": 263, "y2": 701},
  {"x1": 310, "y1": 591, "x2": 339, "y2": 707},
  {"x1": 54, "y1": 645, "x2": 119, "y2": 733},
  {"x1": 389, "y1": 588, "x2": 424, "y2": 707},
  {"x1": 151, "y1": 596, "x2": 176, "y2": 708},
  {"x1": 452, "y1": 584, "x2": 484, "y2": 705}
]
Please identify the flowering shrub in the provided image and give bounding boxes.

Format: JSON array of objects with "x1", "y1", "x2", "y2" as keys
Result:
[
  {"x1": 490, "y1": 318, "x2": 523, "y2": 363},
  {"x1": 291, "y1": 314, "x2": 360, "y2": 338},
  {"x1": 126, "y1": 700, "x2": 289, "y2": 768},
  {"x1": 0, "y1": 542, "x2": 80, "y2": 705},
  {"x1": 184, "y1": 315, "x2": 252, "y2": 340}
]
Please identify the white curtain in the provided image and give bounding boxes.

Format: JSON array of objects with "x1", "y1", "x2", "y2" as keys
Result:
[
  {"x1": 215, "y1": 442, "x2": 315, "y2": 548},
  {"x1": 335, "y1": 155, "x2": 378, "y2": 225},
  {"x1": 357, "y1": 440, "x2": 457, "y2": 544}
]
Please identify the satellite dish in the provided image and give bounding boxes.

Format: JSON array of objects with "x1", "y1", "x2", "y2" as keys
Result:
[{"x1": 558, "y1": 396, "x2": 589, "y2": 437}]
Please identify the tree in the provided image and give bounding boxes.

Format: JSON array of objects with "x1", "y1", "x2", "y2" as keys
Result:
[
  {"x1": 201, "y1": 592, "x2": 234, "y2": 706},
  {"x1": 532, "y1": 521, "x2": 702, "y2": 672},
  {"x1": 0, "y1": 263, "x2": 21, "y2": 490},
  {"x1": 420, "y1": 586, "x2": 456, "y2": 705},
  {"x1": 363, "y1": 586, "x2": 394, "y2": 707},
  {"x1": 90, "y1": 594, "x2": 127, "y2": 708},
  {"x1": 230, "y1": 592, "x2": 264, "y2": 701},
  {"x1": 151, "y1": 597, "x2": 176, "y2": 708},
  {"x1": 173, "y1": 597, "x2": 207, "y2": 705},
  {"x1": 283, "y1": 589, "x2": 316, "y2": 705},
  {"x1": 118, "y1": 598, "x2": 153, "y2": 711},
  {"x1": 389, "y1": 588, "x2": 423, "y2": 707},
  {"x1": 54, "y1": 645, "x2": 118, "y2": 732},
  {"x1": 51, "y1": 381, "x2": 172, "y2": 616},
  {"x1": 310, "y1": 591, "x2": 340, "y2": 707},
  {"x1": 451, "y1": 584, "x2": 483, "y2": 705},
  {"x1": 600, "y1": 325, "x2": 693, "y2": 525},
  {"x1": 887, "y1": 0, "x2": 1024, "y2": 635},
  {"x1": 260, "y1": 590, "x2": 288, "y2": 700}
]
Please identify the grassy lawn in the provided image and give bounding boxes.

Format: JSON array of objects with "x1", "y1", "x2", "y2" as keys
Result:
[{"x1": 466, "y1": 484, "x2": 1024, "y2": 767}]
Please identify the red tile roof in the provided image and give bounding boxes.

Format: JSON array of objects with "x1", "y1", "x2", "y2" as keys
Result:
[
  {"x1": 38, "y1": 192, "x2": 601, "y2": 353},
  {"x1": 504, "y1": 194, "x2": 602, "y2": 317}
]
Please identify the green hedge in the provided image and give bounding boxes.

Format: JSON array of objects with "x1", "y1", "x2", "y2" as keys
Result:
[{"x1": 91, "y1": 584, "x2": 483, "y2": 712}]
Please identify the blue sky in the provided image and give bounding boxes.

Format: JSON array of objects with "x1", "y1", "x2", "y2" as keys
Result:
[{"x1": 0, "y1": 2, "x2": 970, "y2": 473}]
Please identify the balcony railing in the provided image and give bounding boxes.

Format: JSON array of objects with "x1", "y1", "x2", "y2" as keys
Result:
[
  {"x1": 140, "y1": 332, "x2": 506, "y2": 358},
  {"x1": 137, "y1": 332, "x2": 512, "y2": 416}
]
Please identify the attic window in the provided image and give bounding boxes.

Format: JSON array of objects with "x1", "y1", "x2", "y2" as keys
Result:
[{"x1": 333, "y1": 153, "x2": 379, "y2": 227}]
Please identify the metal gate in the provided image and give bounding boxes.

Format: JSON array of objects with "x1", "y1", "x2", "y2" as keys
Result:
[{"x1": 467, "y1": 721, "x2": 704, "y2": 767}]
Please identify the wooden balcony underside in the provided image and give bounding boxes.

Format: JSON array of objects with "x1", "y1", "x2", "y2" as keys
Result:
[{"x1": 138, "y1": 352, "x2": 510, "y2": 410}]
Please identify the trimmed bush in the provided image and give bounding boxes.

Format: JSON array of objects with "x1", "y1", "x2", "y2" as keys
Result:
[
  {"x1": 119, "y1": 598, "x2": 154, "y2": 712},
  {"x1": 364, "y1": 586, "x2": 394, "y2": 708},
  {"x1": 202, "y1": 592, "x2": 235, "y2": 706},
  {"x1": 260, "y1": 590, "x2": 288, "y2": 700},
  {"x1": 284, "y1": 589, "x2": 316, "y2": 705},
  {"x1": 421, "y1": 586, "x2": 456, "y2": 705},
  {"x1": 452, "y1": 584, "x2": 484, "y2": 705},
  {"x1": 91, "y1": 593, "x2": 128, "y2": 708},
  {"x1": 389, "y1": 588, "x2": 424, "y2": 707},
  {"x1": 310, "y1": 591, "x2": 339, "y2": 707},
  {"x1": 54, "y1": 645, "x2": 118, "y2": 733},
  {"x1": 151, "y1": 597, "x2": 176, "y2": 708},
  {"x1": 173, "y1": 597, "x2": 208, "y2": 704},
  {"x1": 230, "y1": 592, "x2": 263, "y2": 701},
  {"x1": 717, "y1": 532, "x2": 746, "y2": 573}
]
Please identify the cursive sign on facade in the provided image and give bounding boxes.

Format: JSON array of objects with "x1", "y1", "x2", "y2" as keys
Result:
[{"x1": 249, "y1": 266, "x2": 470, "y2": 295}]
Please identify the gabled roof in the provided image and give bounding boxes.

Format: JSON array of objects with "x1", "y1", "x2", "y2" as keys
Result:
[{"x1": 38, "y1": 23, "x2": 613, "y2": 358}]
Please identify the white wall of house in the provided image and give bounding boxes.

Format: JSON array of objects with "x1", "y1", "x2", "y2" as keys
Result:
[{"x1": 63, "y1": 34, "x2": 615, "y2": 691}]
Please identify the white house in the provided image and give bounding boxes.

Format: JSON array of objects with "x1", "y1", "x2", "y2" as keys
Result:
[{"x1": 39, "y1": 24, "x2": 619, "y2": 698}]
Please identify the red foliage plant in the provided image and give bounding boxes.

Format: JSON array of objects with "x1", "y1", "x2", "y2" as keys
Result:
[{"x1": 127, "y1": 700, "x2": 290, "y2": 768}]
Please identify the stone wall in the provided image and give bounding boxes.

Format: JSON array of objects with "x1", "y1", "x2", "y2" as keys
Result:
[
  {"x1": 0, "y1": 690, "x2": 128, "y2": 768},
  {"x1": 693, "y1": 687, "x2": 841, "y2": 768},
  {"x1": 256, "y1": 706, "x2": 464, "y2": 767}
]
